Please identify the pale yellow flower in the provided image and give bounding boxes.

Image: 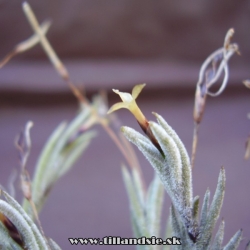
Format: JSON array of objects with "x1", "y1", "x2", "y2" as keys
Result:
[
  {"x1": 107, "y1": 84, "x2": 147, "y2": 126},
  {"x1": 108, "y1": 84, "x2": 164, "y2": 157}
]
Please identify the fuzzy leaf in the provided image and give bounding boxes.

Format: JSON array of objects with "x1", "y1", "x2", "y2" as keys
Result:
[
  {"x1": 197, "y1": 167, "x2": 226, "y2": 249},
  {"x1": 121, "y1": 166, "x2": 148, "y2": 237},
  {"x1": 130, "y1": 212, "x2": 142, "y2": 239},
  {"x1": 146, "y1": 173, "x2": 164, "y2": 238},
  {"x1": 48, "y1": 108, "x2": 91, "y2": 163},
  {"x1": 0, "y1": 222, "x2": 23, "y2": 250},
  {"x1": 162, "y1": 213, "x2": 173, "y2": 250},
  {"x1": 154, "y1": 113, "x2": 193, "y2": 207},
  {"x1": 121, "y1": 127, "x2": 179, "y2": 213},
  {"x1": 200, "y1": 189, "x2": 210, "y2": 231},
  {"x1": 223, "y1": 229, "x2": 242, "y2": 250},
  {"x1": 149, "y1": 122, "x2": 183, "y2": 191},
  {"x1": 58, "y1": 130, "x2": 96, "y2": 178},
  {"x1": 150, "y1": 122, "x2": 198, "y2": 237},
  {"x1": 170, "y1": 205, "x2": 193, "y2": 250},
  {"x1": 23, "y1": 107, "x2": 95, "y2": 214},
  {"x1": 132, "y1": 168, "x2": 145, "y2": 209},
  {"x1": 121, "y1": 166, "x2": 154, "y2": 250},
  {"x1": 121, "y1": 124, "x2": 196, "y2": 240},
  {"x1": 3, "y1": 191, "x2": 48, "y2": 249},
  {"x1": 48, "y1": 238, "x2": 62, "y2": 250},
  {"x1": 0, "y1": 200, "x2": 40, "y2": 249},
  {"x1": 22, "y1": 122, "x2": 66, "y2": 213},
  {"x1": 211, "y1": 219, "x2": 225, "y2": 250},
  {"x1": 192, "y1": 196, "x2": 199, "y2": 222}
]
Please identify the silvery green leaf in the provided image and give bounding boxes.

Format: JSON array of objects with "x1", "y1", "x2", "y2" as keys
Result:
[
  {"x1": 153, "y1": 113, "x2": 192, "y2": 207},
  {"x1": 22, "y1": 122, "x2": 66, "y2": 213},
  {"x1": 3, "y1": 191, "x2": 48, "y2": 249},
  {"x1": 192, "y1": 196, "x2": 199, "y2": 223},
  {"x1": 150, "y1": 122, "x2": 197, "y2": 236},
  {"x1": 132, "y1": 168, "x2": 146, "y2": 209},
  {"x1": 223, "y1": 229, "x2": 242, "y2": 250},
  {"x1": 23, "y1": 107, "x2": 95, "y2": 215},
  {"x1": 131, "y1": 214, "x2": 147, "y2": 250},
  {"x1": 121, "y1": 166, "x2": 154, "y2": 250},
  {"x1": 121, "y1": 124, "x2": 196, "y2": 240},
  {"x1": 48, "y1": 238, "x2": 62, "y2": 250},
  {"x1": 170, "y1": 205, "x2": 193, "y2": 250},
  {"x1": 149, "y1": 122, "x2": 183, "y2": 193},
  {"x1": 0, "y1": 200, "x2": 39, "y2": 249},
  {"x1": 32, "y1": 122, "x2": 66, "y2": 187},
  {"x1": 58, "y1": 130, "x2": 96, "y2": 178},
  {"x1": 197, "y1": 167, "x2": 225, "y2": 249},
  {"x1": 162, "y1": 213, "x2": 173, "y2": 250},
  {"x1": 146, "y1": 173, "x2": 164, "y2": 238},
  {"x1": 121, "y1": 166, "x2": 148, "y2": 237},
  {"x1": 49, "y1": 108, "x2": 91, "y2": 160},
  {"x1": 210, "y1": 219, "x2": 224, "y2": 250},
  {"x1": 0, "y1": 222, "x2": 23, "y2": 250},
  {"x1": 121, "y1": 126, "x2": 179, "y2": 214},
  {"x1": 200, "y1": 189, "x2": 210, "y2": 231},
  {"x1": 131, "y1": 212, "x2": 142, "y2": 239}
]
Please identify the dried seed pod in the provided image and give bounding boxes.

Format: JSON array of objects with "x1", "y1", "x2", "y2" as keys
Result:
[{"x1": 193, "y1": 83, "x2": 207, "y2": 124}]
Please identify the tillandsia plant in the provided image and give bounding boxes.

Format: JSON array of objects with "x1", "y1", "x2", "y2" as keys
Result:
[
  {"x1": 107, "y1": 28, "x2": 243, "y2": 250},
  {"x1": 0, "y1": 1, "x2": 248, "y2": 250},
  {"x1": 108, "y1": 83, "x2": 242, "y2": 250}
]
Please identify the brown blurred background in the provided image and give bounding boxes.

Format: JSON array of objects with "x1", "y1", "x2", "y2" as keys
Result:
[{"x1": 0, "y1": 0, "x2": 250, "y2": 249}]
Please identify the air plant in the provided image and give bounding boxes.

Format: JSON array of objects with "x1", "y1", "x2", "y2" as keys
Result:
[
  {"x1": 0, "y1": 1, "x2": 247, "y2": 249},
  {"x1": 109, "y1": 84, "x2": 242, "y2": 249}
]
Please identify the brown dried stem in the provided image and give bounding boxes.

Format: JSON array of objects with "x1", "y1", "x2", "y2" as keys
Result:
[
  {"x1": 192, "y1": 28, "x2": 239, "y2": 169},
  {"x1": 0, "y1": 20, "x2": 51, "y2": 68},
  {"x1": 22, "y1": 2, "x2": 87, "y2": 104},
  {"x1": 15, "y1": 121, "x2": 50, "y2": 250}
]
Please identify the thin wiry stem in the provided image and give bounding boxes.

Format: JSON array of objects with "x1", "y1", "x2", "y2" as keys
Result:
[
  {"x1": 15, "y1": 121, "x2": 50, "y2": 249},
  {"x1": 191, "y1": 123, "x2": 199, "y2": 169},
  {"x1": 22, "y1": 2, "x2": 87, "y2": 104},
  {"x1": 0, "y1": 20, "x2": 51, "y2": 68}
]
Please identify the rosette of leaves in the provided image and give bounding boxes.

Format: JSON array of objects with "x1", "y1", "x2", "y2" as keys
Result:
[{"x1": 121, "y1": 113, "x2": 242, "y2": 250}]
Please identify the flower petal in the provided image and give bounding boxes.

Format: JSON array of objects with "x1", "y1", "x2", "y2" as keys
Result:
[
  {"x1": 113, "y1": 89, "x2": 133, "y2": 103},
  {"x1": 132, "y1": 84, "x2": 146, "y2": 99},
  {"x1": 107, "y1": 102, "x2": 129, "y2": 114}
]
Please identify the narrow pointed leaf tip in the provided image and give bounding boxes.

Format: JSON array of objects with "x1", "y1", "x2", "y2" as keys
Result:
[{"x1": 197, "y1": 167, "x2": 226, "y2": 249}]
